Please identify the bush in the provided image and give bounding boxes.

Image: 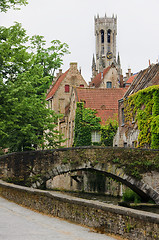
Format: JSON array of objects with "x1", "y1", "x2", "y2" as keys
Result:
[{"x1": 122, "y1": 188, "x2": 141, "y2": 203}]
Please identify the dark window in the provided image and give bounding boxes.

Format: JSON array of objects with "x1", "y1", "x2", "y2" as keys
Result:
[
  {"x1": 69, "y1": 122, "x2": 71, "y2": 140},
  {"x1": 101, "y1": 30, "x2": 104, "y2": 43},
  {"x1": 80, "y1": 84, "x2": 84, "y2": 88},
  {"x1": 122, "y1": 108, "x2": 125, "y2": 125},
  {"x1": 132, "y1": 112, "x2": 135, "y2": 122},
  {"x1": 124, "y1": 142, "x2": 127, "y2": 148},
  {"x1": 65, "y1": 85, "x2": 70, "y2": 92},
  {"x1": 107, "y1": 81, "x2": 112, "y2": 88},
  {"x1": 107, "y1": 29, "x2": 111, "y2": 43}
]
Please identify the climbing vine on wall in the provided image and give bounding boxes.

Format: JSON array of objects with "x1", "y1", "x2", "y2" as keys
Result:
[
  {"x1": 73, "y1": 103, "x2": 118, "y2": 147},
  {"x1": 73, "y1": 102, "x2": 101, "y2": 146},
  {"x1": 124, "y1": 85, "x2": 159, "y2": 149},
  {"x1": 101, "y1": 117, "x2": 118, "y2": 146}
]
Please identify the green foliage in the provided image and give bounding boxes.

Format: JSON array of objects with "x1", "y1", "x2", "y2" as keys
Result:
[
  {"x1": 122, "y1": 188, "x2": 141, "y2": 203},
  {"x1": 73, "y1": 102, "x2": 101, "y2": 146},
  {"x1": 30, "y1": 36, "x2": 70, "y2": 82},
  {"x1": 124, "y1": 85, "x2": 159, "y2": 149},
  {"x1": 0, "y1": 23, "x2": 69, "y2": 152},
  {"x1": 101, "y1": 117, "x2": 118, "y2": 146},
  {"x1": 0, "y1": 0, "x2": 28, "y2": 12},
  {"x1": 73, "y1": 103, "x2": 118, "y2": 147}
]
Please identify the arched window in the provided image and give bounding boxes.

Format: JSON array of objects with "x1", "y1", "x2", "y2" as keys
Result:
[
  {"x1": 106, "y1": 81, "x2": 112, "y2": 88},
  {"x1": 101, "y1": 30, "x2": 104, "y2": 43},
  {"x1": 107, "y1": 29, "x2": 111, "y2": 43}
]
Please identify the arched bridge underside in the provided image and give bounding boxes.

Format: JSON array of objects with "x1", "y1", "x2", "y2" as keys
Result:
[{"x1": 0, "y1": 146, "x2": 159, "y2": 204}]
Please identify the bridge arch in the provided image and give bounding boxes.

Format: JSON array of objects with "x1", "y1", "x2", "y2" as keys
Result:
[
  {"x1": 0, "y1": 146, "x2": 159, "y2": 204},
  {"x1": 31, "y1": 161, "x2": 159, "y2": 203}
]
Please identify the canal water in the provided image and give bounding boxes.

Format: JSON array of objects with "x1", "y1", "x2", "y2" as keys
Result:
[{"x1": 50, "y1": 190, "x2": 159, "y2": 215}]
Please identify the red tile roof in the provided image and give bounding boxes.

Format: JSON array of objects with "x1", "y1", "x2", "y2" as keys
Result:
[
  {"x1": 90, "y1": 66, "x2": 111, "y2": 88},
  {"x1": 75, "y1": 88, "x2": 127, "y2": 124},
  {"x1": 126, "y1": 74, "x2": 138, "y2": 84},
  {"x1": 46, "y1": 70, "x2": 69, "y2": 100}
]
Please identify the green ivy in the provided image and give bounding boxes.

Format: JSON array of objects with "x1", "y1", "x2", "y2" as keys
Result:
[
  {"x1": 73, "y1": 103, "x2": 118, "y2": 147},
  {"x1": 73, "y1": 102, "x2": 101, "y2": 146},
  {"x1": 124, "y1": 85, "x2": 159, "y2": 149},
  {"x1": 101, "y1": 117, "x2": 118, "y2": 146}
]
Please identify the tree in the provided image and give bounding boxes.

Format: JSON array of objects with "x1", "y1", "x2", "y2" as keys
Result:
[
  {"x1": 74, "y1": 102, "x2": 101, "y2": 146},
  {"x1": 0, "y1": 23, "x2": 69, "y2": 152},
  {"x1": 0, "y1": 0, "x2": 28, "y2": 12},
  {"x1": 101, "y1": 117, "x2": 118, "y2": 146},
  {"x1": 30, "y1": 35, "x2": 69, "y2": 84}
]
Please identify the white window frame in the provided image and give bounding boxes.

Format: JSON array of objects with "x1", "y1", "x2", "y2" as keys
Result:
[{"x1": 91, "y1": 131, "x2": 101, "y2": 143}]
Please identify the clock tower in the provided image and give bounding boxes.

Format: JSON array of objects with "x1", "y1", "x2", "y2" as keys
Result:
[{"x1": 94, "y1": 14, "x2": 117, "y2": 72}]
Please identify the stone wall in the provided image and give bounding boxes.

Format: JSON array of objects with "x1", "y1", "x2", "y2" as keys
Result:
[{"x1": 0, "y1": 180, "x2": 159, "y2": 240}]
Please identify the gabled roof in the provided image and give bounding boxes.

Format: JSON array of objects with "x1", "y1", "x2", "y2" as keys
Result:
[
  {"x1": 126, "y1": 74, "x2": 138, "y2": 84},
  {"x1": 75, "y1": 88, "x2": 127, "y2": 124},
  {"x1": 46, "y1": 70, "x2": 69, "y2": 100},
  {"x1": 124, "y1": 63, "x2": 159, "y2": 98},
  {"x1": 89, "y1": 66, "x2": 111, "y2": 88}
]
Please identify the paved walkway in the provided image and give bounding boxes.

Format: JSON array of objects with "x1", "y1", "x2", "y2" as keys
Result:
[{"x1": 0, "y1": 197, "x2": 117, "y2": 240}]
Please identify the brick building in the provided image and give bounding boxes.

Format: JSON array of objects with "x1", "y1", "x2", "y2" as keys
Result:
[
  {"x1": 46, "y1": 62, "x2": 87, "y2": 147},
  {"x1": 90, "y1": 63, "x2": 123, "y2": 88},
  {"x1": 114, "y1": 63, "x2": 159, "y2": 148}
]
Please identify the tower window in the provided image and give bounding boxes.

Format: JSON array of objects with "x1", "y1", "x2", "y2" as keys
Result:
[
  {"x1": 101, "y1": 30, "x2": 104, "y2": 43},
  {"x1": 106, "y1": 81, "x2": 112, "y2": 88},
  {"x1": 80, "y1": 84, "x2": 84, "y2": 88},
  {"x1": 107, "y1": 29, "x2": 111, "y2": 43},
  {"x1": 65, "y1": 85, "x2": 70, "y2": 92}
]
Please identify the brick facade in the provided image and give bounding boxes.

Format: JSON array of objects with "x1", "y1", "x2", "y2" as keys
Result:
[{"x1": 46, "y1": 62, "x2": 87, "y2": 147}]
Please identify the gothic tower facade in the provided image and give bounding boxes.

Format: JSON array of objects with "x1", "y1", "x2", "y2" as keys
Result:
[{"x1": 94, "y1": 14, "x2": 117, "y2": 73}]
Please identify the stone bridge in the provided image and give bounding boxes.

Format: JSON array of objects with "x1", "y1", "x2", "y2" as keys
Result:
[{"x1": 0, "y1": 146, "x2": 159, "y2": 203}]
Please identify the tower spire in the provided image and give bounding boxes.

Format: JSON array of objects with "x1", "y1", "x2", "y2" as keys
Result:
[
  {"x1": 92, "y1": 54, "x2": 97, "y2": 78},
  {"x1": 117, "y1": 52, "x2": 121, "y2": 66},
  {"x1": 92, "y1": 54, "x2": 96, "y2": 70}
]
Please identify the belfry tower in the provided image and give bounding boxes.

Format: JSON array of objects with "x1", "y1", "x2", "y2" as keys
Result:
[{"x1": 93, "y1": 14, "x2": 117, "y2": 73}]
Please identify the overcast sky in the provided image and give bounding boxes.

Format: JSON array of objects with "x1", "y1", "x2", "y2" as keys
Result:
[{"x1": 1, "y1": 0, "x2": 159, "y2": 82}]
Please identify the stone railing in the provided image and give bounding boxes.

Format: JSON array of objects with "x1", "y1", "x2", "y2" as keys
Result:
[{"x1": 0, "y1": 180, "x2": 159, "y2": 240}]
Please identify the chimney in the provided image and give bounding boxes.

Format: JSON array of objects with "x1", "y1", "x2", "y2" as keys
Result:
[
  {"x1": 59, "y1": 69, "x2": 62, "y2": 75},
  {"x1": 120, "y1": 75, "x2": 124, "y2": 88},
  {"x1": 149, "y1": 59, "x2": 151, "y2": 66},
  {"x1": 128, "y1": 68, "x2": 131, "y2": 76},
  {"x1": 70, "y1": 62, "x2": 78, "y2": 70},
  {"x1": 56, "y1": 69, "x2": 63, "y2": 78}
]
